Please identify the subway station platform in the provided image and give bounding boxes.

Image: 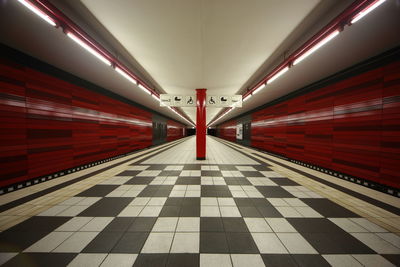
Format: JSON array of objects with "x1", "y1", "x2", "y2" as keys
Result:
[{"x1": 0, "y1": 136, "x2": 399, "y2": 267}]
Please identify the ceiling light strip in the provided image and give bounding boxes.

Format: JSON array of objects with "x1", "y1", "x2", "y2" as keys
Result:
[
  {"x1": 351, "y1": 0, "x2": 386, "y2": 23},
  {"x1": 17, "y1": 0, "x2": 56, "y2": 26},
  {"x1": 266, "y1": 66, "x2": 289, "y2": 84},
  {"x1": 115, "y1": 67, "x2": 137, "y2": 84}
]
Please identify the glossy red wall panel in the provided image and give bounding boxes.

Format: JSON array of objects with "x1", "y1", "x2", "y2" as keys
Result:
[
  {"x1": 167, "y1": 120, "x2": 186, "y2": 142},
  {"x1": 218, "y1": 120, "x2": 236, "y2": 142},
  {"x1": 0, "y1": 58, "x2": 154, "y2": 187},
  {"x1": 219, "y1": 61, "x2": 400, "y2": 189}
]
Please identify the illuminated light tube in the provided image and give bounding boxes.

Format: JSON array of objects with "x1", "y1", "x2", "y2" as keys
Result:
[
  {"x1": 266, "y1": 66, "x2": 289, "y2": 84},
  {"x1": 151, "y1": 94, "x2": 159, "y2": 101},
  {"x1": 115, "y1": 67, "x2": 137, "y2": 84},
  {"x1": 17, "y1": 0, "x2": 56, "y2": 26},
  {"x1": 243, "y1": 94, "x2": 251, "y2": 102},
  {"x1": 138, "y1": 84, "x2": 151, "y2": 95},
  {"x1": 293, "y1": 30, "x2": 340, "y2": 66},
  {"x1": 252, "y1": 83, "x2": 266, "y2": 94},
  {"x1": 351, "y1": 0, "x2": 386, "y2": 24},
  {"x1": 67, "y1": 32, "x2": 112, "y2": 66}
]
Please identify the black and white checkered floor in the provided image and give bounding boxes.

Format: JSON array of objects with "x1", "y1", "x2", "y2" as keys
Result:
[{"x1": 0, "y1": 137, "x2": 399, "y2": 266}]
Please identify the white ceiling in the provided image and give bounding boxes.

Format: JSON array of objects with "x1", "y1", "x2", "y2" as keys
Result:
[{"x1": 0, "y1": 0, "x2": 399, "y2": 126}]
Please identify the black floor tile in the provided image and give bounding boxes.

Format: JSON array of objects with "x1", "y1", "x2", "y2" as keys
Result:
[
  {"x1": 200, "y1": 232, "x2": 229, "y2": 253},
  {"x1": 270, "y1": 178, "x2": 299, "y2": 186},
  {"x1": 176, "y1": 177, "x2": 200, "y2": 185},
  {"x1": 183, "y1": 164, "x2": 202, "y2": 170},
  {"x1": 287, "y1": 218, "x2": 346, "y2": 234},
  {"x1": 182, "y1": 198, "x2": 200, "y2": 206},
  {"x1": 2, "y1": 253, "x2": 76, "y2": 267},
  {"x1": 234, "y1": 198, "x2": 255, "y2": 207},
  {"x1": 117, "y1": 170, "x2": 140, "y2": 176},
  {"x1": 160, "y1": 170, "x2": 181, "y2": 176},
  {"x1": 103, "y1": 217, "x2": 135, "y2": 232},
  {"x1": 167, "y1": 253, "x2": 199, "y2": 267},
  {"x1": 146, "y1": 164, "x2": 167, "y2": 170},
  {"x1": 252, "y1": 198, "x2": 273, "y2": 207},
  {"x1": 201, "y1": 170, "x2": 222, "y2": 176},
  {"x1": 134, "y1": 253, "x2": 169, "y2": 267},
  {"x1": 82, "y1": 232, "x2": 123, "y2": 253},
  {"x1": 382, "y1": 254, "x2": 400, "y2": 266},
  {"x1": 165, "y1": 198, "x2": 184, "y2": 206},
  {"x1": 239, "y1": 206, "x2": 263, "y2": 217},
  {"x1": 76, "y1": 185, "x2": 118, "y2": 197},
  {"x1": 224, "y1": 178, "x2": 251, "y2": 185},
  {"x1": 302, "y1": 232, "x2": 375, "y2": 254},
  {"x1": 292, "y1": 254, "x2": 330, "y2": 267},
  {"x1": 257, "y1": 206, "x2": 282, "y2": 217},
  {"x1": 5, "y1": 216, "x2": 70, "y2": 233},
  {"x1": 160, "y1": 206, "x2": 181, "y2": 217},
  {"x1": 0, "y1": 231, "x2": 50, "y2": 252},
  {"x1": 219, "y1": 165, "x2": 238, "y2": 170},
  {"x1": 112, "y1": 232, "x2": 149, "y2": 253},
  {"x1": 302, "y1": 199, "x2": 360, "y2": 217},
  {"x1": 153, "y1": 189, "x2": 173, "y2": 197},
  {"x1": 226, "y1": 232, "x2": 259, "y2": 253},
  {"x1": 261, "y1": 254, "x2": 297, "y2": 267},
  {"x1": 78, "y1": 198, "x2": 132, "y2": 217},
  {"x1": 128, "y1": 217, "x2": 157, "y2": 232},
  {"x1": 222, "y1": 218, "x2": 249, "y2": 232},
  {"x1": 137, "y1": 188, "x2": 158, "y2": 197},
  {"x1": 201, "y1": 218, "x2": 224, "y2": 232},
  {"x1": 180, "y1": 205, "x2": 200, "y2": 217},
  {"x1": 256, "y1": 186, "x2": 294, "y2": 198},
  {"x1": 126, "y1": 177, "x2": 155, "y2": 185},
  {"x1": 241, "y1": 171, "x2": 265, "y2": 177}
]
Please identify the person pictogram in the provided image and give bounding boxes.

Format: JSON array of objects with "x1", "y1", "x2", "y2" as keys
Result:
[
  {"x1": 209, "y1": 97, "x2": 215, "y2": 104},
  {"x1": 187, "y1": 96, "x2": 193, "y2": 105}
]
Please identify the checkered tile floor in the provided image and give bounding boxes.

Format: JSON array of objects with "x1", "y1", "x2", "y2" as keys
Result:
[{"x1": 0, "y1": 138, "x2": 399, "y2": 266}]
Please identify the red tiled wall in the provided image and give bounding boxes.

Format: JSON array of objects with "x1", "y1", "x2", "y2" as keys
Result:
[
  {"x1": 0, "y1": 58, "x2": 156, "y2": 187},
  {"x1": 219, "y1": 61, "x2": 400, "y2": 189},
  {"x1": 218, "y1": 120, "x2": 237, "y2": 142},
  {"x1": 167, "y1": 120, "x2": 186, "y2": 142}
]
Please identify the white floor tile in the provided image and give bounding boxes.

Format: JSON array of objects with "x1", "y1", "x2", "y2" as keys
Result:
[
  {"x1": 329, "y1": 218, "x2": 369, "y2": 233},
  {"x1": 201, "y1": 197, "x2": 218, "y2": 206},
  {"x1": 265, "y1": 218, "x2": 297, "y2": 232},
  {"x1": 294, "y1": 207, "x2": 323, "y2": 218},
  {"x1": 244, "y1": 218, "x2": 272, "y2": 233},
  {"x1": 118, "y1": 206, "x2": 144, "y2": 217},
  {"x1": 0, "y1": 253, "x2": 17, "y2": 265},
  {"x1": 376, "y1": 233, "x2": 400, "y2": 248},
  {"x1": 141, "y1": 233, "x2": 174, "y2": 253},
  {"x1": 67, "y1": 253, "x2": 107, "y2": 267},
  {"x1": 351, "y1": 233, "x2": 400, "y2": 254},
  {"x1": 218, "y1": 198, "x2": 236, "y2": 206},
  {"x1": 147, "y1": 197, "x2": 167, "y2": 206},
  {"x1": 220, "y1": 206, "x2": 241, "y2": 217},
  {"x1": 55, "y1": 217, "x2": 93, "y2": 232},
  {"x1": 251, "y1": 233, "x2": 288, "y2": 253},
  {"x1": 275, "y1": 207, "x2": 303, "y2": 217},
  {"x1": 138, "y1": 206, "x2": 162, "y2": 217},
  {"x1": 323, "y1": 254, "x2": 362, "y2": 267},
  {"x1": 53, "y1": 232, "x2": 98, "y2": 252},
  {"x1": 129, "y1": 197, "x2": 150, "y2": 206},
  {"x1": 350, "y1": 218, "x2": 388, "y2": 233},
  {"x1": 276, "y1": 233, "x2": 318, "y2": 254},
  {"x1": 352, "y1": 254, "x2": 395, "y2": 267},
  {"x1": 201, "y1": 206, "x2": 221, "y2": 217},
  {"x1": 170, "y1": 232, "x2": 199, "y2": 253},
  {"x1": 56, "y1": 205, "x2": 89, "y2": 217},
  {"x1": 100, "y1": 254, "x2": 138, "y2": 267},
  {"x1": 231, "y1": 254, "x2": 265, "y2": 267},
  {"x1": 152, "y1": 217, "x2": 178, "y2": 232},
  {"x1": 176, "y1": 217, "x2": 200, "y2": 232},
  {"x1": 200, "y1": 254, "x2": 232, "y2": 267},
  {"x1": 25, "y1": 232, "x2": 73, "y2": 252},
  {"x1": 79, "y1": 217, "x2": 113, "y2": 232}
]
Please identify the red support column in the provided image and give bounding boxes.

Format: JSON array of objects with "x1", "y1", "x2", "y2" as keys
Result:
[{"x1": 196, "y1": 88, "x2": 207, "y2": 160}]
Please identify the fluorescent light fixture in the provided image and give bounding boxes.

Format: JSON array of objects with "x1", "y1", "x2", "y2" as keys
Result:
[
  {"x1": 253, "y1": 83, "x2": 266, "y2": 94},
  {"x1": 293, "y1": 30, "x2": 339, "y2": 66},
  {"x1": 115, "y1": 67, "x2": 137, "y2": 84},
  {"x1": 243, "y1": 94, "x2": 251, "y2": 102},
  {"x1": 151, "y1": 94, "x2": 159, "y2": 101},
  {"x1": 267, "y1": 66, "x2": 289, "y2": 84},
  {"x1": 67, "y1": 32, "x2": 111, "y2": 66},
  {"x1": 351, "y1": 0, "x2": 386, "y2": 24},
  {"x1": 138, "y1": 84, "x2": 151, "y2": 94},
  {"x1": 17, "y1": 0, "x2": 56, "y2": 26}
]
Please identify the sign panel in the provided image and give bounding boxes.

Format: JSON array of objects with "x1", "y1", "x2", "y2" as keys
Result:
[
  {"x1": 161, "y1": 94, "x2": 242, "y2": 107},
  {"x1": 160, "y1": 94, "x2": 196, "y2": 107},
  {"x1": 236, "y1": 123, "x2": 243, "y2": 140}
]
